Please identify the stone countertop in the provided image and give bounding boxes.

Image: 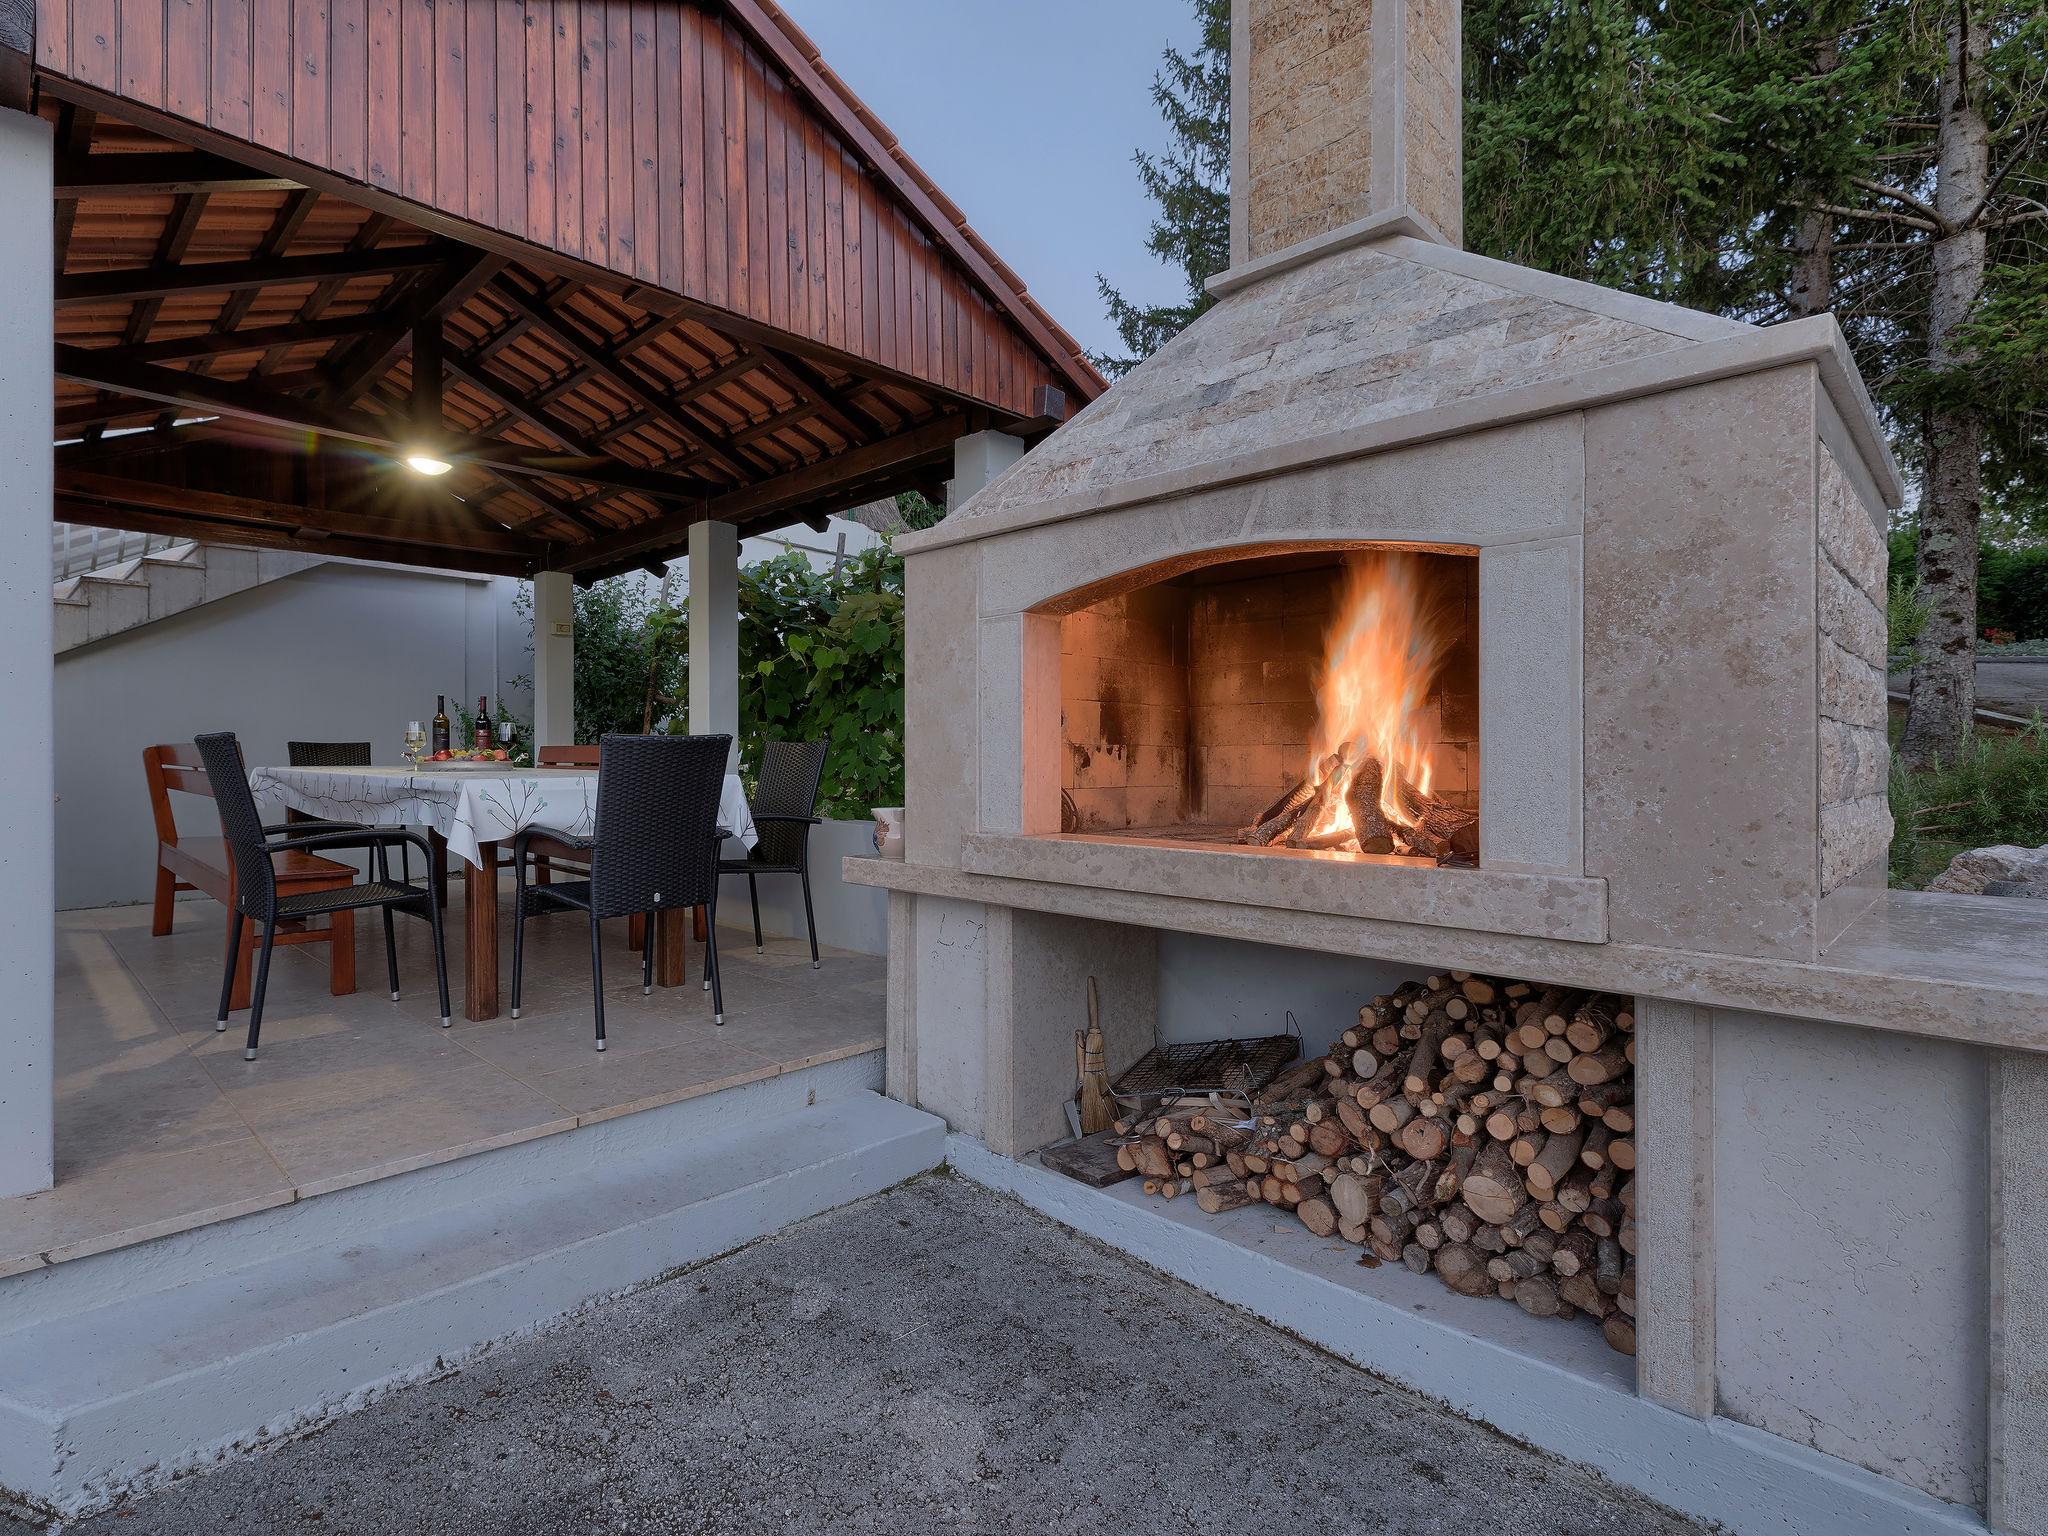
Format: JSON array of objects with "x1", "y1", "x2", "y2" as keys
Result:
[{"x1": 846, "y1": 855, "x2": 2048, "y2": 1055}]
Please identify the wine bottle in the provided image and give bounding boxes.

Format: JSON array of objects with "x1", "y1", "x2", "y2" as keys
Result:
[
  {"x1": 474, "y1": 696, "x2": 492, "y2": 753},
  {"x1": 431, "y1": 696, "x2": 450, "y2": 757}
]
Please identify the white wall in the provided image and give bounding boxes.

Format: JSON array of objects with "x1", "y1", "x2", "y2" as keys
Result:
[
  {"x1": 56, "y1": 561, "x2": 526, "y2": 910},
  {"x1": 1157, "y1": 932, "x2": 1435, "y2": 1060},
  {"x1": 717, "y1": 820, "x2": 889, "y2": 956}
]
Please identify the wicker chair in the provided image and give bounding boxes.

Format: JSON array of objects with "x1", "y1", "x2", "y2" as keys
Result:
[
  {"x1": 718, "y1": 739, "x2": 828, "y2": 968},
  {"x1": 284, "y1": 738, "x2": 408, "y2": 881},
  {"x1": 194, "y1": 733, "x2": 449, "y2": 1060},
  {"x1": 510, "y1": 733, "x2": 733, "y2": 1050}
]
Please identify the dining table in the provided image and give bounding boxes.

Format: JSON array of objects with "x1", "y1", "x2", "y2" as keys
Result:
[{"x1": 249, "y1": 763, "x2": 757, "y2": 1020}]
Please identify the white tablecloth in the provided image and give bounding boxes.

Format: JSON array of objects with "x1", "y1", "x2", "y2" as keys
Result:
[{"x1": 250, "y1": 766, "x2": 756, "y2": 869}]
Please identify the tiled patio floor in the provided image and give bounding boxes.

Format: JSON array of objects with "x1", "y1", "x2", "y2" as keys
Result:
[{"x1": 1, "y1": 893, "x2": 885, "y2": 1277}]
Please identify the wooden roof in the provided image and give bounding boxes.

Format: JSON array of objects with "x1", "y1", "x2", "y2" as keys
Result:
[{"x1": 20, "y1": 0, "x2": 1104, "y2": 581}]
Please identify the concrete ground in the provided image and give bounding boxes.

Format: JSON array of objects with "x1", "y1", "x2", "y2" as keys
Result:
[{"x1": 12, "y1": 1176, "x2": 1703, "y2": 1535}]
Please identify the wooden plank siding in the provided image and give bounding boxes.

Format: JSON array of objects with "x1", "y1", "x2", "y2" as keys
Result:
[{"x1": 33, "y1": 0, "x2": 1095, "y2": 421}]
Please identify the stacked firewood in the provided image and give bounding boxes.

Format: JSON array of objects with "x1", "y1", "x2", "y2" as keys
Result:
[
  {"x1": 1115, "y1": 972, "x2": 1639, "y2": 1355},
  {"x1": 1235, "y1": 746, "x2": 1478, "y2": 862}
]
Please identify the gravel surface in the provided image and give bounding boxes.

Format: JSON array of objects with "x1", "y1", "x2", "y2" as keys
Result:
[{"x1": 13, "y1": 1174, "x2": 1703, "y2": 1535}]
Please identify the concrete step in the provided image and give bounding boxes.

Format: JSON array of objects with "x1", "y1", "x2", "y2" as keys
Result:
[
  {"x1": 0, "y1": 1075, "x2": 940, "y2": 1518},
  {"x1": 54, "y1": 543, "x2": 325, "y2": 655}
]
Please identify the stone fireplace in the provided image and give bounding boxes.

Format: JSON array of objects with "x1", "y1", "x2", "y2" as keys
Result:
[{"x1": 842, "y1": 0, "x2": 2048, "y2": 1532}]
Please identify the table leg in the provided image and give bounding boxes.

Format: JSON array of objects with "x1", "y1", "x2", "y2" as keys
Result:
[
  {"x1": 328, "y1": 909, "x2": 356, "y2": 995},
  {"x1": 654, "y1": 907, "x2": 690, "y2": 987},
  {"x1": 464, "y1": 841, "x2": 499, "y2": 1021}
]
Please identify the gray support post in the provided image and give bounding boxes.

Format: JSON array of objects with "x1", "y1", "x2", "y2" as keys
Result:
[
  {"x1": 0, "y1": 105, "x2": 53, "y2": 1199},
  {"x1": 1634, "y1": 997, "x2": 1716, "y2": 1419},
  {"x1": 530, "y1": 570, "x2": 575, "y2": 748},
  {"x1": 1990, "y1": 1048, "x2": 2048, "y2": 1535},
  {"x1": 687, "y1": 520, "x2": 739, "y2": 765}
]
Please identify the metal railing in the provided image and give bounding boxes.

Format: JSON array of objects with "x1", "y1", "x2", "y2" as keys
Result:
[{"x1": 53, "y1": 523, "x2": 193, "y2": 583}]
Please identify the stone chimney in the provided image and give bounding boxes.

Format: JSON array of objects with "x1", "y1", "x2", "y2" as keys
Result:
[{"x1": 1228, "y1": 0, "x2": 1463, "y2": 266}]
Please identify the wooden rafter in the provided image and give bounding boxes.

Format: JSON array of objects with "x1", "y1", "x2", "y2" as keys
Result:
[
  {"x1": 492, "y1": 279, "x2": 761, "y2": 485},
  {"x1": 205, "y1": 189, "x2": 321, "y2": 341},
  {"x1": 54, "y1": 151, "x2": 299, "y2": 197},
  {"x1": 118, "y1": 190, "x2": 210, "y2": 348},
  {"x1": 56, "y1": 470, "x2": 547, "y2": 561},
  {"x1": 321, "y1": 252, "x2": 509, "y2": 408},
  {"x1": 257, "y1": 212, "x2": 394, "y2": 377},
  {"x1": 121, "y1": 311, "x2": 386, "y2": 366},
  {"x1": 55, "y1": 244, "x2": 447, "y2": 306},
  {"x1": 563, "y1": 414, "x2": 962, "y2": 574},
  {"x1": 53, "y1": 343, "x2": 711, "y2": 505}
]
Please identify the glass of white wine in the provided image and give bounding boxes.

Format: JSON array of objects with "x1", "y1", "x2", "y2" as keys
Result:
[{"x1": 403, "y1": 721, "x2": 426, "y2": 769}]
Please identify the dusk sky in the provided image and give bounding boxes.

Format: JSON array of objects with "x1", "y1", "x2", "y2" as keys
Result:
[{"x1": 775, "y1": 0, "x2": 1205, "y2": 363}]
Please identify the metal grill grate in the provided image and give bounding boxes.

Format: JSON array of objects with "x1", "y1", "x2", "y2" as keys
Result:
[{"x1": 1111, "y1": 1035, "x2": 1298, "y2": 1104}]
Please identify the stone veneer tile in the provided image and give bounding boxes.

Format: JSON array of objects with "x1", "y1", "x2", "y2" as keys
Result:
[
  {"x1": 1816, "y1": 445, "x2": 1893, "y2": 894},
  {"x1": 1584, "y1": 371, "x2": 1820, "y2": 961}
]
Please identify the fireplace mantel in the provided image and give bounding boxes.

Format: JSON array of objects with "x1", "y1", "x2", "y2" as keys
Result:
[{"x1": 959, "y1": 833, "x2": 1607, "y2": 943}]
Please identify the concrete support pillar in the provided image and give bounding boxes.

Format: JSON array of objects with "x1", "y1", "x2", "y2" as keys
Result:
[
  {"x1": 944, "y1": 429, "x2": 1025, "y2": 513},
  {"x1": 1990, "y1": 1048, "x2": 2048, "y2": 1536},
  {"x1": 0, "y1": 107, "x2": 54, "y2": 1199},
  {"x1": 687, "y1": 520, "x2": 738, "y2": 764},
  {"x1": 530, "y1": 570, "x2": 574, "y2": 748},
  {"x1": 1634, "y1": 997, "x2": 1715, "y2": 1419}
]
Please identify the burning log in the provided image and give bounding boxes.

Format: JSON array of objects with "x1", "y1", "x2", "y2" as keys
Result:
[
  {"x1": 1345, "y1": 757, "x2": 1396, "y2": 853},
  {"x1": 1114, "y1": 973, "x2": 1637, "y2": 1355}
]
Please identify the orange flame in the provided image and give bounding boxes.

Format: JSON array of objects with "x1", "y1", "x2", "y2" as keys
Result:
[{"x1": 1304, "y1": 553, "x2": 1456, "y2": 839}]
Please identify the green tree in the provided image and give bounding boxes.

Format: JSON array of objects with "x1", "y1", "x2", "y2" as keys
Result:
[{"x1": 1093, "y1": 0, "x2": 1231, "y2": 377}]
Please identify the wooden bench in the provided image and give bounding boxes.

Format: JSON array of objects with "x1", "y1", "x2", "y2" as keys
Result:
[{"x1": 145, "y1": 743, "x2": 361, "y2": 1011}]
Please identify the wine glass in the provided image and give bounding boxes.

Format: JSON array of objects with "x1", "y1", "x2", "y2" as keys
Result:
[{"x1": 403, "y1": 721, "x2": 426, "y2": 769}]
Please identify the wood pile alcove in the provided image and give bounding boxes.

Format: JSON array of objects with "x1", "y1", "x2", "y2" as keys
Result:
[{"x1": 1114, "y1": 973, "x2": 1639, "y2": 1355}]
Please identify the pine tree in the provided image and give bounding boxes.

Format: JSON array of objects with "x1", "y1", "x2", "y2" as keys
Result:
[{"x1": 1093, "y1": 0, "x2": 1231, "y2": 377}]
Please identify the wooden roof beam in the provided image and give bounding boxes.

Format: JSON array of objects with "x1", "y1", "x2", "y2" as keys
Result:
[
  {"x1": 321, "y1": 252, "x2": 509, "y2": 408},
  {"x1": 56, "y1": 243, "x2": 449, "y2": 306},
  {"x1": 53, "y1": 343, "x2": 712, "y2": 506},
  {"x1": 54, "y1": 151, "x2": 301, "y2": 198},
  {"x1": 257, "y1": 211, "x2": 395, "y2": 377},
  {"x1": 120, "y1": 311, "x2": 388, "y2": 366},
  {"x1": 55, "y1": 471, "x2": 549, "y2": 563},
  {"x1": 561, "y1": 414, "x2": 964, "y2": 574},
  {"x1": 54, "y1": 494, "x2": 537, "y2": 580}
]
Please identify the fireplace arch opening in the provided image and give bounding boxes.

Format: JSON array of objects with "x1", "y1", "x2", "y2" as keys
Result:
[{"x1": 1051, "y1": 542, "x2": 1480, "y2": 865}]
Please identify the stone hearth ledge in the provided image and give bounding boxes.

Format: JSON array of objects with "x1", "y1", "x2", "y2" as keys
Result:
[
  {"x1": 960, "y1": 833, "x2": 1606, "y2": 944},
  {"x1": 846, "y1": 855, "x2": 2048, "y2": 1056}
]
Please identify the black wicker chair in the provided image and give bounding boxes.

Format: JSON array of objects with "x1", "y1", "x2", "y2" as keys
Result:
[
  {"x1": 717, "y1": 739, "x2": 828, "y2": 968},
  {"x1": 195, "y1": 733, "x2": 449, "y2": 1060},
  {"x1": 284, "y1": 738, "x2": 408, "y2": 881},
  {"x1": 510, "y1": 733, "x2": 733, "y2": 1050}
]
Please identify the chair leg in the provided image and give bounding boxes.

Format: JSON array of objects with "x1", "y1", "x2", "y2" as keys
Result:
[
  {"x1": 244, "y1": 918, "x2": 277, "y2": 1060},
  {"x1": 589, "y1": 913, "x2": 607, "y2": 1051},
  {"x1": 427, "y1": 889, "x2": 452, "y2": 1028},
  {"x1": 642, "y1": 910, "x2": 655, "y2": 995},
  {"x1": 510, "y1": 879, "x2": 527, "y2": 1020},
  {"x1": 152, "y1": 864, "x2": 177, "y2": 936},
  {"x1": 215, "y1": 909, "x2": 242, "y2": 1030},
  {"x1": 748, "y1": 873, "x2": 763, "y2": 953},
  {"x1": 383, "y1": 905, "x2": 400, "y2": 1000},
  {"x1": 705, "y1": 916, "x2": 724, "y2": 1026},
  {"x1": 799, "y1": 864, "x2": 820, "y2": 969}
]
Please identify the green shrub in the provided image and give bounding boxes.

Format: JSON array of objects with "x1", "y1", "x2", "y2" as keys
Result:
[
  {"x1": 1887, "y1": 575, "x2": 1930, "y2": 664},
  {"x1": 1888, "y1": 719, "x2": 2048, "y2": 887},
  {"x1": 736, "y1": 545, "x2": 905, "y2": 819}
]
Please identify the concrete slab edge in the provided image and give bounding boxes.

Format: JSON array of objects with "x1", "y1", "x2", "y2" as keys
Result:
[
  {"x1": 947, "y1": 1134, "x2": 1984, "y2": 1536},
  {"x1": 1, "y1": 1090, "x2": 945, "y2": 1519}
]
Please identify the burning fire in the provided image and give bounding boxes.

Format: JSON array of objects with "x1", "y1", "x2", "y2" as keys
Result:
[{"x1": 1287, "y1": 553, "x2": 1461, "y2": 852}]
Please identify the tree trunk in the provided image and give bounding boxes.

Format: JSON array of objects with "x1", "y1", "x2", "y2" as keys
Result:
[
  {"x1": 1786, "y1": 36, "x2": 1838, "y2": 321},
  {"x1": 1901, "y1": 3, "x2": 1991, "y2": 769}
]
